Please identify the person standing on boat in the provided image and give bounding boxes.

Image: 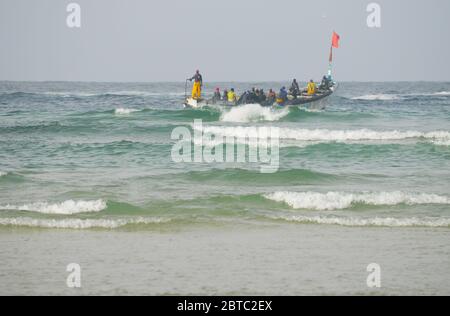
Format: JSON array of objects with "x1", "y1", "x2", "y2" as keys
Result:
[
  {"x1": 319, "y1": 76, "x2": 330, "y2": 90},
  {"x1": 290, "y1": 79, "x2": 300, "y2": 98},
  {"x1": 307, "y1": 79, "x2": 317, "y2": 95},
  {"x1": 188, "y1": 70, "x2": 203, "y2": 100}
]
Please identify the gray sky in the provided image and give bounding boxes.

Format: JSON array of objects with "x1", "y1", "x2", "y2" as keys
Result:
[{"x1": 1, "y1": 0, "x2": 449, "y2": 82}]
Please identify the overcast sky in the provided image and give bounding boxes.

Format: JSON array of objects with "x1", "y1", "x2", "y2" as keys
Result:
[{"x1": 1, "y1": 0, "x2": 449, "y2": 82}]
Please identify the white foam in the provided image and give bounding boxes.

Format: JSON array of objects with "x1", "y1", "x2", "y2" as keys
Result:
[
  {"x1": 432, "y1": 139, "x2": 450, "y2": 146},
  {"x1": 271, "y1": 215, "x2": 450, "y2": 227},
  {"x1": 0, "y1": 217, "x2": 170, "y2": 229},
  {"x1": 198, "y1": 126, "x2": 450, "y2": 143},
  {"x1": 351, "y1": 91, "x2": 450, "y2": 100},
  {"x1": 220, "y1": 104, "x2": 289, "y2": 122},
  {"x1": 433, "y1": 91, "x2": 450, "y2": 96},
  {"x1": 264, "y1": 191, "x2": 450, "y2": 211},
  {"x1": 0, "y1": 200, "x2": 107, "y2": 215},
  {"x1": 351, "y1": 94, "x2": 401, "y2": 101},
  {"x1": 0, "y1": 171, "x2": 7, "y2": 177},
  {"x1": 114, "y1": 108, "x2": 140, "y2": 115},
  {"x1": 408, "y1": 91, "x2": 450, "y2": 97}
]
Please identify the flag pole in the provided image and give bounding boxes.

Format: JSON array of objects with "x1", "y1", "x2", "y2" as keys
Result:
[{"x1": 328, "y1": 44, "x2": 333, "y2": 80}]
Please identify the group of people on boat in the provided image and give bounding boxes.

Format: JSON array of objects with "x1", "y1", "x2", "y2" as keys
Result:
[{"x1": 187, "y1": 70, "x2": 332, "y2": 106}]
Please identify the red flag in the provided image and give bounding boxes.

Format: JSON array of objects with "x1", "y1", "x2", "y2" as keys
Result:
[{"x1": 332, "y1": 32, "x2": 340, "y2": 48}]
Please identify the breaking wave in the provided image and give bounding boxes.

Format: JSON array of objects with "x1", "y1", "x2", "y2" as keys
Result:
[
  {"x1": 0, "y1": 171, "x2": 8, "y2": 177},
  {"x1": 0, "y1": 217, "x2": 171, "y2": 229},
  {"x1": 269, "y1": 215, "x2": 450, "y2": 227},
  {"x1": 220, "y1": 103, "x2": 289, "y2": 122},
  {"x1": 198, "y1": 126, "x2": 450, "y2": 143},
  {"x1": 0, "y1": 199, "x2": 107, "y2": 215},
  {"x1": 263, "y1": 191, "x2": 450, "y2": 210}
]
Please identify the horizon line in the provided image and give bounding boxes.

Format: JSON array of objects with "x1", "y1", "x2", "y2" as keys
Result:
[{"x1": 1, "y1": 80, "x2": 449, "y2": 84}]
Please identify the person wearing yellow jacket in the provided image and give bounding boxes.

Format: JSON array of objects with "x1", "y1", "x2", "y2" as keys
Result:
[
  {"x1": 307, "y1": 79, "x2": 317, "y2": 95},
  {"x1": 188, "y1": 70, "x2": 203, "y2": 99},
  {"x1": 227, "y1": 88, "x2": 237, "y2": 103}
]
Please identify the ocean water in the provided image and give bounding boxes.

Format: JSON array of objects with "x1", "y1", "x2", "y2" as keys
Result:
[{"x1": 0, "y1": 81, "x2": 449, "y2": 295}]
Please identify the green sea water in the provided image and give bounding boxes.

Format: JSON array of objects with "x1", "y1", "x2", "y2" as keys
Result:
[{"x1": 0, "y1": 81, "x2": 449, "y2": 229}]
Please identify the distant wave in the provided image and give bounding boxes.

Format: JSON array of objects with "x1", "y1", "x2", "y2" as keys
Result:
[
  {"x1": 107, "y1": 91, "x2": 185, "y2": 97},
  {"x1": 0, "y1": 91, "x2": 185, "y2": 98},
  {"x1": 269, "y1": 215, "x2": 450, "y2": 228},
  {"x1": 0, "y1": 216, "x2": 171, "y2": 229},
  {"x1": 432, "y1": 91, "x2": 450, "y2": 96},
  {"x1": 264, "y1": 191, "x2": 450, "y2": 211},
  {"x1": 220, "y1": 103, "x2": 289, "y2": 122},
  {"x1": 351, "y1": 91, "x2": 450, "y2": 101},
  {"x1": 198, "y1": 126, "x2": 450, "y2": 144},
  {"x1": 114, "y1": 108, "x2": 141, "y2": 115},
  {"x1": 351, "y1": 94, "x2": 402, "y2": 101},
  {"x1": 0, "y1": 199, "x2": 107, "y2": 215}
]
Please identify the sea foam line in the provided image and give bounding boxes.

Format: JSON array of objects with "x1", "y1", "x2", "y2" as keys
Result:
[
  {"x1": 269, "y1": 215, "x2": 450, "y2": 228},
  {"x1": 0, "y1": 199, "x2": 107, "y2": 215},
  {"x1": 197, "y1": 126, "x2": 450, "y2": 143},
  {"x1": 0, "y1": 217, "x2": 171, "y2": 229},
  {"x1": 263, "y1": 191, "x2": 450, "y2": 211},
  {"x1": 0, "y1": 171, "x2": 8, "y2": 177}
]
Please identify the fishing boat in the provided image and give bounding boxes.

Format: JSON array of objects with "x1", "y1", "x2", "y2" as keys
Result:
[{"x1": 183, "y1": 82, "x2": 337, "y2": 110}]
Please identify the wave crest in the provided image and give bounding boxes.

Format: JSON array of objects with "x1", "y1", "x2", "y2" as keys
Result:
[
  {"x1": 270, "y1": 215, "x2": 450, "y2": 227},
  {"x1": 0, "y1": 199, "x2": 107, "y2": 215},
  {"x1": 0, "y1": 217, "x2": 170, "y2": 229},
  {"x1": 199, "y1": 126, "x2": 450, "y2": 143},
  {"x1": 264, "y1": 191, "x2": 450, "y2": 210}
]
